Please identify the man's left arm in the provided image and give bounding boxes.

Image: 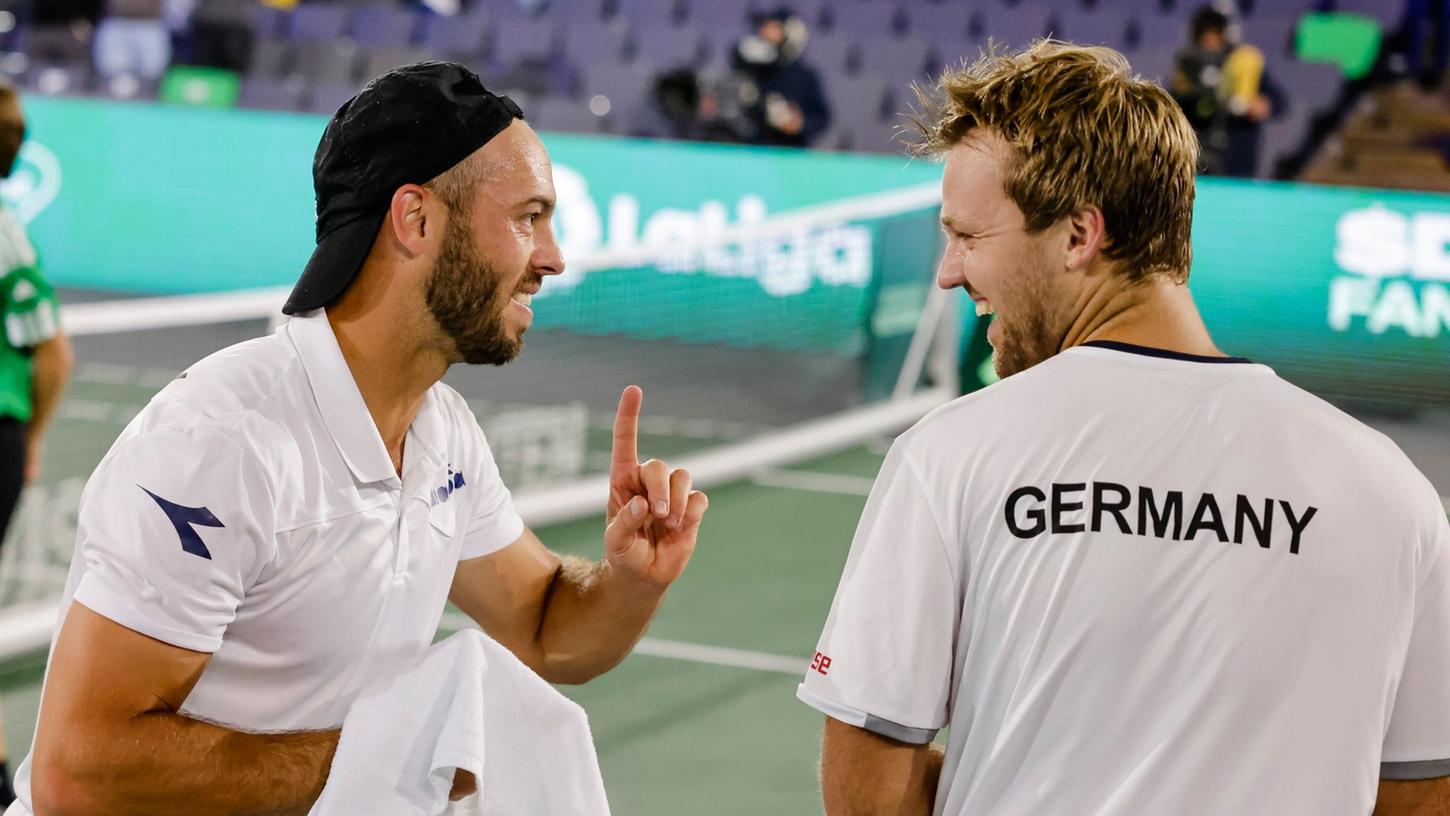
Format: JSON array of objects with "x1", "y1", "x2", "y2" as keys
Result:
[
  {"x1": 450, "y1": 385, "x2": 707, "y2": 684},
  {"x1": 6, "y1": 265, "x2": 71, "y2": 482},
  {"x1": 821, "y1": 718, "x2": 944, "y2": 816},
  {"x1": 798, "y1": 440, "x2": 961, "y2": 812},
  {"x1": 27, "y1": 328, "x2": 73, "y2": 480}
]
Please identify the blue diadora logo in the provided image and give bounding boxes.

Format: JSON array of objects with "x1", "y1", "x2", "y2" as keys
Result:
[
  {"x1": 430, "y1": 465, "x2": 466, "y2": 507},
  {"x1": 140, "y1": 486, "x2": 224, "y2": 560}
]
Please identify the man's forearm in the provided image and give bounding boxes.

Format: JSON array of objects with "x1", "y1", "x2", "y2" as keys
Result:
[
  {"x1": 34, "y1": 711, "x2": 338, "y2": 816},
  {"x1": 1375, "y1": 777, "x2": 1450, "y2": 816},
  {"x1": 534, "y1": 555, "x2": 666, "y2": 684},
  {"x1": 821, "y1": 718, "x2": 943, "y2": 815},
  {"x1": 27, "y1": 332, "x2": 73, "y2": 440}
]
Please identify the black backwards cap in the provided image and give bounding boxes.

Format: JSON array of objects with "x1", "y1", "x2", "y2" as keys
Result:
[{"x1": 282, "y1": 61, "x2": 524, "y2": 316}]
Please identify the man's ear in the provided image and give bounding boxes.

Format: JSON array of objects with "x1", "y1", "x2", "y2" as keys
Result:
[
  {"x1": 386, "y1": 184, "x2": 432, "y2": 259},
  {"x1": 1063, "y1": 205, "x2": 1107, "y2": 273}
]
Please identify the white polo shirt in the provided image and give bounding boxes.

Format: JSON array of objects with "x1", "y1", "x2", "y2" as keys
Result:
[
  {"x1": 800, "y1": 341, "x2": 1450, "y2": 816},
  {"x1": 12, "y1": 310, "x2": 524, "y2": 813}
]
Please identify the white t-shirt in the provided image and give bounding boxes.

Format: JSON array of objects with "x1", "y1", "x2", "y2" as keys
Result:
[
  {"x1": 11, "y1": 310, "x2": 525, "y2": 814},
  {"x1": 799, "y1": 341, "x2": 1450, "y2": 816}
]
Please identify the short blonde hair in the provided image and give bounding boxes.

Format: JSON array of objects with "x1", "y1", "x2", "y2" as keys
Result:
[{"x1": 913, "y1": 41, "x2": 1199, "y2": 282}]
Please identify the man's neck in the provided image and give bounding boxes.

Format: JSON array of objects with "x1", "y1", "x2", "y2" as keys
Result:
[
  {"x1": 1059, "y1": 271, "x2": 1223, "y2": 357},
  {"x1": 326, "y1": 305, "x2": 448, "y2": 472}
]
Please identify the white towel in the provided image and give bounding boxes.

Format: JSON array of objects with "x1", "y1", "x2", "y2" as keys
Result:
[{"x1": 310, "y1": 629, "x2": 611, "y2": 816}]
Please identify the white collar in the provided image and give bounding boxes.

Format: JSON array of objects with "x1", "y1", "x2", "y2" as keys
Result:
[{"x1": 287, "y1": 309, "x2": 413, "y2": 485}]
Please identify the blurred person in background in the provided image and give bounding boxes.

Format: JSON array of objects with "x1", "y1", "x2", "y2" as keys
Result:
[
  {"x1": 730, "y1": 7, "x2": 831, "y2": 147},
  {"x1": 93, "y1": 0, "x2": 172, "y2": 83},
  {"x1": 1170, "y1": 5, "x2": 1285, "y2": 177},
  {"x1": 1404, "y1": 0, "x2": 1449, "y2": 88},
  {"x1": 181, "y1": 0, "x2": 254, "y2": 73},
  {"x1": 0, "y1": 82, "x2": 73, "y2": 811},
  {"x1": 25, "y1": 0, "x2": 103, "y2": 66}
]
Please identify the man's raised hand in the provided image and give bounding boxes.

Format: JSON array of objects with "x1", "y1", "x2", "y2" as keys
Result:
[{"x1": 603, "y1": 386, "x2": 708, "y2": 587}]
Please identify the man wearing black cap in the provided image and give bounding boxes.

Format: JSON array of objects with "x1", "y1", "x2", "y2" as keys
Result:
[{"x1": 11, "y1": 62, "x2": 707, "y2": 815}]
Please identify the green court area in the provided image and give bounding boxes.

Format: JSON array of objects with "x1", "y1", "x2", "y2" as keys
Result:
[{"x1": 1, "y1": 374, "x2": 888, "y2": 815}]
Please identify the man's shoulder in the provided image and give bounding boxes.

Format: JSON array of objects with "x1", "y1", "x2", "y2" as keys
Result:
[
  {"x1": 900, "y1": 353, "x2": 1077, "y2": 449},
  {"x1": 1249, "y1": 373, "x2": 1438, "y2": 500},
  {"x1": 136, "y1": 330, "x2": 306, "y2": 449}
]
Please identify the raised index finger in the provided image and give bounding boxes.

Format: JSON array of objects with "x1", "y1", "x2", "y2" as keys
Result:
[{"x1": 611, "y1": 385, "x2": 643, "y2": 471}]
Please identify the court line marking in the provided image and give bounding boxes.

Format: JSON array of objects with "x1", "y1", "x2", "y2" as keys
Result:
[
  {"x1": 751, "y1": 468, "x2": 876, "y2": 497},
  {"x1": 438, "y1": 612, "x2": 805, "y2": 676}
]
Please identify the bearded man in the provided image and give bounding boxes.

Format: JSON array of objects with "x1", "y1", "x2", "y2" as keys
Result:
[{"x1": 12, "y1": 62, "x2": 708, "y2": 816}]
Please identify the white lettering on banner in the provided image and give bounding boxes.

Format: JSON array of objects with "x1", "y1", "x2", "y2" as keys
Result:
[
  {"x1": 1327, "y1": 205, "x2": 1450, "y2": 337},
  {"x1": 548, "y1": 162, "x2": 873, "y2": 297},
  {"x1": 1334, "y1": 205, "x2": 1410, "y2": 278},
  {"x1": 1413, "y1": 213, "x2": 1450, "y2": 282}
]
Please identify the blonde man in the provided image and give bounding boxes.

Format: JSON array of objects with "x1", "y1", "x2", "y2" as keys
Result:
[{"x1": 798, "y1": 42, "x2": 1450, "y2": 815}]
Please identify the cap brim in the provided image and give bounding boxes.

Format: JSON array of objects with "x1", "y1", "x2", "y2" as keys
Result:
[{"x1": 282, "y1": 210, "x2": 388, "y2": 316}]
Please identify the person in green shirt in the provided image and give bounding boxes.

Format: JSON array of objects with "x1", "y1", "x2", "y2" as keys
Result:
[{"x1": 0, "y1": 82, "x2": 73, "y2": 809}]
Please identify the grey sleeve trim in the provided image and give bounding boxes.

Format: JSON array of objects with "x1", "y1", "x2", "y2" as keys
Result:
[
  {"x1": 796, "y1": 685, "x2": 940, "y2": 745},
  {"x1": 1381, "y1": 758, "x2": 1450, "y2": 780}
]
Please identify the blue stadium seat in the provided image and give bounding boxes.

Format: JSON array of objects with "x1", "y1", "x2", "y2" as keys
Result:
[
  {"x1": 360, "y1": 46, "x2": 432, "y2": 82},
  {"x1": 854, "y1": 120, "x2": 907, "y2": 154},
  {"x1": 293, "y1": 41, "x2": 360, "y2": 85},
  {"x1": 419, "y1": 12, "x2": 490, "y2": 62},
  {"x1": 532, "y1": 95, "x2": 608, "y2": 133},
  {"x1": 351, "y1": 6, "x2": 420, "y2": 49},
  {"x1": 1052, "y1": 7, "x2": 1132, "y2": 50},
  {"x1": 855, "y1": 35, "x2": 933, "y2": 81},
  {"x1": 826, "y1": 2, "x2": 906, "y2": 40},
  {"x1": 701, "y1": 24, "x2": 743, "y2": 72},
  {"x1": 306, "y1": 79, "x2": 361, "y2": 114},
  {"x1": 1257, "y1": 108, "x2": 1310, "y2": 179},
  {"x1": 1244, "y1": 14, "x2": 1301, "y2": 59},
  {"x1": 1127, "y1": 9, "x2": 1184, "y2": 53},
  {"x1": 631, "y1": 21, "x2": 705, "y2": 70},
  {"x1": 1274, "y1": 58, "x2": 1344, "y2": 118},
  {"x1": 614, "y1": 0, "x2": 682, "y2": 26},
  {"x1": 247, "y1": 37, "x2": 291, "y2": 79},
  {"x1": 902, "y1": 3, "x2": 972, "y2": 48},
  {"x1": 583, "y1": 60, "x2": 656, "y2": 113},
  {"x1": 250, "y1": 3, "x2": 288, "y2": 39},
  {"x1": 804, "y1": 32, "x2": 857, "y2": 77},
  {"x1": 973, "y1": 1, "x2": 1051, "y2": 49},
  {"x1": 1128, "y1": 45, "x2": 1178, "y2": 84},
  {"x1": 238, "y1": 76, "x2": 306, "y2": 110},
  {"x1": 1333, "y1": 0, "x2": 1406, "y2": 32},
  {"x1": 490, "y1": 16, "x2": 560, "y2": 73},
  {"x1": 550, "y1": 0, "x2": 611, "y2": 23},
  {"x1": 287, "y1": 3, "x2": 350, "y2": 44},
  {"x1": 685, "y1": 0, "x2": 751, "y2": 33},
  {"x1": 562, "y1": 17, "x2": 631, "y2": 67},
  {"x1": 822, "y1": 74, "x2": 890, "y2": 121}
]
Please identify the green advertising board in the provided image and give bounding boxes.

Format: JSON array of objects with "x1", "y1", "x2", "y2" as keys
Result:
[
  {"x1": 1190, "y1": 181, "x2": 1450, "y2": 405},
  {"x1": 5, "y1": 97, "x2": 1448, "y2": 405},
  {"x1": 6, "y1": 96, "x2": 941, "y2": 355}
]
